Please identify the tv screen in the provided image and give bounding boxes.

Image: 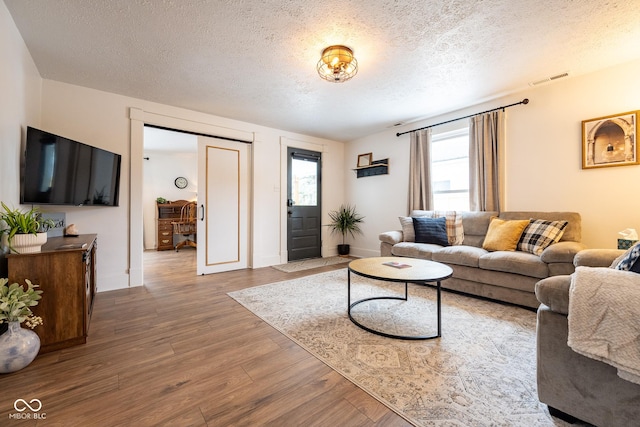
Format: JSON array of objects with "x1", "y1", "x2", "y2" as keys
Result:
[{"x1": 21, "y1": 127, "x2": 121, "y2": 206}]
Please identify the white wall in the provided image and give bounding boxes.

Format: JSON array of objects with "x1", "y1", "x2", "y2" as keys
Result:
[
  {"x1": 142, "y1": 148, "x2": 197, "y2": 250},
  {"x1": 0, "y1": 2, "x2": 41, "y2": 208},
  {"x1": 36, "y1": 80, "x2": 344, "y2": 291},
  {"x1": 0, "y1": 3, "x2": 42, "y2": 277},
  {"x1": 504, "y1": 60, "x2": 640, "y2": 249},
  {"x1": 346, "y1": 58, "x2": 640, "y2": 254}
]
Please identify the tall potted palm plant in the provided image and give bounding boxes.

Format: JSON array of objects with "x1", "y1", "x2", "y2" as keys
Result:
[{"x1": 327, "y1": 204, "x2": 364, "y2": 256}]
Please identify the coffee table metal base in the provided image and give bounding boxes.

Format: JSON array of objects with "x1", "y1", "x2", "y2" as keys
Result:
[{"x1": 348, "y1": 270, "x2": 442, "y2": 340}]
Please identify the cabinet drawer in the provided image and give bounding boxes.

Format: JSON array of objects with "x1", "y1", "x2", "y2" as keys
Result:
[
  {"x1": 158, "y1": 230, "x2": 172, "y2": 238},
  {"x1": 157, "y1": 222, "x2": 174, "y2": 231},
  {"x1": 157, "y1": 237, "x2": 174, "y2": 250}
]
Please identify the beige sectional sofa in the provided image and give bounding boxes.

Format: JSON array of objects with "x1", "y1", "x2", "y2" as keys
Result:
[
  {"x1": 535, "y1": 249, "x2": 640, "y2": 426},
  {"x1": 379, "y1": 210, "x2": 585, "y2": 308}
]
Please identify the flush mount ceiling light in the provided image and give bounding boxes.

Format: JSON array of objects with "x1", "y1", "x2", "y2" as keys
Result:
[{"x1": 317, "y1": 45, "x2": 358, "y2": 83}]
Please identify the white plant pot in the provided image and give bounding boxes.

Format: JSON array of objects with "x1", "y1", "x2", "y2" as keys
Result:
[{"x1": 2, "y1": 232, "x2": 48, "y2": 254}]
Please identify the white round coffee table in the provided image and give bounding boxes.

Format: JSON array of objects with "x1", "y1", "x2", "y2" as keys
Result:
[{"x1": 348, "y1": 256, "x2": 453, "y2": 340}]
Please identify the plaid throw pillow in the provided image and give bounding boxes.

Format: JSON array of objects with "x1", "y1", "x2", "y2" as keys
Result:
[
  {"x1": 517, "y1": 219, "x2": 568, "y2": 256},
  {"x1": 432, "y1": 210, "x2": 464, "y2": 245}
]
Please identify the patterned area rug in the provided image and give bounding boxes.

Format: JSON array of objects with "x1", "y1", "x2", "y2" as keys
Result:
[
  {"x1": 271, "y1": 256, "x2": 351, "y2": 272},
  {"x1": 228, "y1": 269, "x2": 573, "y2": 426}
]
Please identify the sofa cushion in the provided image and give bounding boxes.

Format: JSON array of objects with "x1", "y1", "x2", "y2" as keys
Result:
[
  {"x1": 450, "y1": 264, "x2": 539, "y2": 293},
  {"x1": 482, "y1": 218, "x2": 530, "y2": 252},
  {"x1": 398, "y1": 216, "x2": 415, "y2": 242},
  {"x1": 498, "y1": 211, "x2": 581, "y2": 243},
  {"x1": 391, "y1": 242, "x2": 441, "y2": 260},
  {"x1": 413, "y1": 217, "x2": 449, "y2": 246},
  {"x1": 432, "y1": 245, "x2": 487, "y2": 268},
  {"x1": 479, "y1": 251, "x2": 550, "y2": 278},
  {"x1": 457, "y1": 211, "x2": 497, "y2": 247},
  {"x1": 517, "y1": 219, "x2": 568, "y2": 256},
  {"x1": 574, "y1": 248, "x2": 626, "y2": 268}
]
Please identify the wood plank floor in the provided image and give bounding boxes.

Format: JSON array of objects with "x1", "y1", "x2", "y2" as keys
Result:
[{"x1": 0, "y1": 250, "x2": 410, "y2": 426}]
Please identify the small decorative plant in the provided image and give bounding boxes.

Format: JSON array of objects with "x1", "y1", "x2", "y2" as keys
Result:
[
  {"x1": 0, "y1": 202, "x2": 54, "y2": 237},
  {"x1": 327, "y1": 204, "x2": 364, "y2": 255},
  {"x1": 0, "y1": 202, "x2": 55, "y2": 253},
  {"x1": 0, "y1": 278, "x2": 43, "y2": 329}
]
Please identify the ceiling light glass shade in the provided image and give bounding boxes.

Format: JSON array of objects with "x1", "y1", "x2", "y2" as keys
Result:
[{"x1": 317, "y1": 45, "x2": 358, "y2": 83}]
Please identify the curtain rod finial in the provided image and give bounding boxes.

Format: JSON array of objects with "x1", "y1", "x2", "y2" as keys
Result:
[{"x1": 523, "y1": 98, "x2": 529, "y2": 104}]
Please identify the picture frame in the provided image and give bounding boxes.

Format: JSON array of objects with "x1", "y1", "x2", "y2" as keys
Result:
[
  {"x1": 357, "y1": 153, "x2": 372, "y2": 168},
  {"x1": 582, "y1": 111, "x2": 638, "y2": 169}
]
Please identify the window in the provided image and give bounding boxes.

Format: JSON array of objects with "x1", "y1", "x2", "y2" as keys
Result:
[
  {"x1": 291, "y1": 157, "x2": 318, "y2": 206},
  {"x1": 431, "y1": 127, "x2": 469, "y2": 211}
]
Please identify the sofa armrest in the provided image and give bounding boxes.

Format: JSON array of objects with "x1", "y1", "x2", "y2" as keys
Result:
[
  {"x1": 574, "y1": 248, "x2": 625, "y2": 267},
  {"x1": 535, "y1": 275, "x2": 571, "y2": 315},
  {"x1": 540, "y1": 241, "x2": 586, "y2": 264},
  {"x1": 379, "y1": 230, "x2": 403, "y2": 245}
]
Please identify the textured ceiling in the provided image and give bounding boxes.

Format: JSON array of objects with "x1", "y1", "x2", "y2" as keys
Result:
[{"x1": 5, "y1": 0, "x2": 640, "y2": 142}]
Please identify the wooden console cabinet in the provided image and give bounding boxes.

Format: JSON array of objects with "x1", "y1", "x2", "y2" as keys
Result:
[{"x1": 7, "y1": 234, "x2": 97, "y2": 354}]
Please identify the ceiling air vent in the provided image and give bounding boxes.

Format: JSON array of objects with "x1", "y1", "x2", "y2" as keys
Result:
[
  {"x1": 529, "y1": 72, "x2": 569, "y2": 86},
  {"x1": 386, "y1": 121, "x2": 405, "y2": 128}
]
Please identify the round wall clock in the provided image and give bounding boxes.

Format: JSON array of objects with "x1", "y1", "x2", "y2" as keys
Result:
[{"x1": 174, "y1": 177, "x2": 188, "y2": 189}]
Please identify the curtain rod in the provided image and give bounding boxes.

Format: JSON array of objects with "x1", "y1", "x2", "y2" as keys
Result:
[{"x1": 396, "y1": 98, "x2": 529, "y2": 137}]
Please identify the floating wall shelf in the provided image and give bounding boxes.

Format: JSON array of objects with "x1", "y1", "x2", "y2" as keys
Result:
[{"x1": 353, "y1": 158, "x2": 389, "y2": 178}]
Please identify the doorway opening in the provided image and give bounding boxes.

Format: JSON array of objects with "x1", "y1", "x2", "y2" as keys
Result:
[
  {"x1": 142, "y1": 126, "x2": 198, "y2": 274},
  {"x1": 141, "y1": 125, "x2": 251, "y2": 277}
]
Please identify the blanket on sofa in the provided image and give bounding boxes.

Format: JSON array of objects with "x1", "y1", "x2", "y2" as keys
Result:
[{"x1": 568, "y1": 266, "x2": 640, "y2": 385}]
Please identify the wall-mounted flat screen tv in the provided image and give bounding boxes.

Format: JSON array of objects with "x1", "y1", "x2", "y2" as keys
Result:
[{"x1": 21, "y1": 127, "x2": 121, "y2": 206}]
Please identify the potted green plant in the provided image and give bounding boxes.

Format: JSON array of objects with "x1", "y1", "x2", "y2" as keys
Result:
[
  {"x1": 327, "y1": 204, "x2": 364, "y2": 256},
  {"x1": 0, "y1": 202, "x2": 55, "y2": 254},
  {"x1": 0, "y1": 278, "x2": 43, "y2": 373}
]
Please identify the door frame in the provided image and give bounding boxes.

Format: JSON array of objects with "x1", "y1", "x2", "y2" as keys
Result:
[
  {"x1": 129, "y1": 108, "x2": 254, "y2": 287},
  {"x1": 279, "y1": 137, "x2": 327, "y2": 264}
]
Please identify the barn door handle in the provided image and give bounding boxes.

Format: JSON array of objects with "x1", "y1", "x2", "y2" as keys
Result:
[{"x1": 200, "y1": 204, "x2": 205, "y2": 221}]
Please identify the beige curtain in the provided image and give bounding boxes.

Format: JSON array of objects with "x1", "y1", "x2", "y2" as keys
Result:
[
  {"x1": 408, "y1": 128, "x2": 433, "y2": 211},
  {"x1": 469, "y1": 110, "x2": 504, "y2": 211}
]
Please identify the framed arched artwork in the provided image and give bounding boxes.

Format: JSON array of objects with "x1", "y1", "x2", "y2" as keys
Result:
[{"x1": 582, "y1": 111, "x2": 638, "y2": 169}]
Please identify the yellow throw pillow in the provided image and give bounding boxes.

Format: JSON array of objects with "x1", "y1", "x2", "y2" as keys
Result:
[{"x1": 482, "y1": 217, "x2": 530, "y2": 252}]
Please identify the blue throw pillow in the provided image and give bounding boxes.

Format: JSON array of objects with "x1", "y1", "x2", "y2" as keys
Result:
[{"x1": 412, "y1": 217, "x2": 449, "y2": 246}]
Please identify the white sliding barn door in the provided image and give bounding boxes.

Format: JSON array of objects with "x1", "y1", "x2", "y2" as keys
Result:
[{"x1": 197, "y1": 136, "x2": 250, "y2": 275}]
